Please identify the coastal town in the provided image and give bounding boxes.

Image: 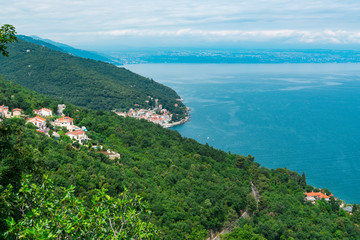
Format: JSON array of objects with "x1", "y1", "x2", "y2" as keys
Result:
[
  {"x1": 115, "y1": 97, "x2": 190, "y2": 128},
  {"x1": 0, "y1": 104, "x2": 120, "y2": 160}
]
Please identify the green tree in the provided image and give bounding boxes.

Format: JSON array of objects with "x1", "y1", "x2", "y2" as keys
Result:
[
  {"x1": 299, "y1": 171, "x2": 306, "y2": 188},
  {"x1": 246, "y1": 193, "x2": 257, "y2": 215},
  {"x1": 221, "y1": 225, "x2": 265, "y2": 240},
  {"x1": 1, "y1": 175, "x2": 157, "y2": 239},
  {"x1": 0, "y1": 24, "x2": 17, "y2": 57},
  {"x1": 329, "y1": 196, "x2": 340, "y2": 212}
]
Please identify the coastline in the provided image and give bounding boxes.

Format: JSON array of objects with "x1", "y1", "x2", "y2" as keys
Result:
[
  {"x1": 124, "y1": 63, "x2": 360, "y2": 204},
  {"x1": 115, "y1": 106, "x2": 191, "y2": 129},
  {"x1": 163, "y1": 107, "x2": 191, "y2": 128},
  {"x1": 163, "y1": 115, "x2": 190, "y2": 128}
]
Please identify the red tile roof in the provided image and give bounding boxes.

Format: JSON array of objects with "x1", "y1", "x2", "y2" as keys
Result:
[
  {"x1": 28, "y1": 116, "x2": 46, "y2": 122},
  {"x1": 66, "y1": 130, "x2": 85, "y2": 136},
  {"x1": 305, "y1": 191, "x2": 330, "y2": 199},
  {"x1": 57, "y1": 116, "x2": 73, "y2": 122},
  {"x1": 13, "y1": 108, "x2": 22, "y2": 112},
  {"x1": 41, "y1": 108, "x2": 52, "y2": 112}
]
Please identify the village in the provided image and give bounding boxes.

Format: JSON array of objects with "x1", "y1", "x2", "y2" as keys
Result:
[
  {"x1": 115, "y1": 97, "x2": 190, "y2": 128},
  {"x1": 115, "y1": 106, "x2": 172, "y2": 128},
  {"x1": 0, "y1": 104, "x2": 120, "y2": 160}
]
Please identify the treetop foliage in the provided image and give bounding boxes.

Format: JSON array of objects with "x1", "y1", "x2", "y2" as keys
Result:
[
  {"x1": 0, "y1": 24, "x2": 17, "y2": 57},
  {"x1": 1, "y1": 175, "x2": 157, "y2": 239}
]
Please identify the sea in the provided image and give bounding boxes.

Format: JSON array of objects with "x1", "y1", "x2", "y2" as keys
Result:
[{"x1": 125, "y1": 63, "x2": 360, "y2": 204}]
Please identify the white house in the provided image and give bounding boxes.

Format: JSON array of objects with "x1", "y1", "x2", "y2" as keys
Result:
[
  {"x1": 33, "y1": 108, "x2": 53, "y2": 117},
  {"x1": 66, "y1": 130, "x2": 88, "y2": 144},
  {"x1": 12, "y1": 108, "x2": 23, "y2": 117},
  {"x1": 54, "y1": 116, "x2": 74, "y2": 130},
  {"x1": 67, "y1": 125, "x2": 82, "y2": 132},
  {"x1": 27, "y1": 116, "x2": 47, "y2": 129}
]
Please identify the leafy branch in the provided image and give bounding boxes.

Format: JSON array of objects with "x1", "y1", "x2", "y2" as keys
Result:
[{"x1": 0, "y1": 24, "x2": 17, "y2": 57}]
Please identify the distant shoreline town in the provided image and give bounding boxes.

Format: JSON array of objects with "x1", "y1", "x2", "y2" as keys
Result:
[
  {"x1": 115, "y1": 106, "x2": 190, "y2": 128},
  {"x1": 114, "y1": 97, "x2": 190, "y2": 128},
  {"x1": 114, "y1": 49, "x2": 360, "y2": 65}
]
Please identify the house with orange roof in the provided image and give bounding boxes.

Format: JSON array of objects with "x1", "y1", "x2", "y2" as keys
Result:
[
  {"x1": 66, "y1": 130, "x2": 88, "y2": 144},
  {"x1": 33, "y1": 108, "x2": 53, "y2": 117},
  {"x1": 27, "y1": 116, "x2": 47, "y2": 129},
  {"x1": 53, "y1": 116, "x2": 74, "y2": 130},
  {"x1": 305, "y1": 191, "x2": 331, "y2": 201},
  {"x1": 12, "y1": 108, "x2": 23, "y2": 117}
]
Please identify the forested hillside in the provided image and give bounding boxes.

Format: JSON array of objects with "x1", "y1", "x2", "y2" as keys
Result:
[
  {"x1": 0, "y1": 38, "x2": 186, "y2": 120},
  {"x1": 1, "y1": 76, "x2": 360, "y2": 239},
  {"x1": 19, "y1": 35, "x2": 119, "y2": 65}
]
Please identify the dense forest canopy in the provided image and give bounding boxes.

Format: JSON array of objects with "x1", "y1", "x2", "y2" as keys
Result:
[
  {"x1": 18, "y1": 35, "x2": 119, "y2": 65},
  {"x1": 1, "y1": 75, "x2": 360, "y2": 239},
  {"x1": 0, "y1": 37, "x2": 187, "y2": 120}
]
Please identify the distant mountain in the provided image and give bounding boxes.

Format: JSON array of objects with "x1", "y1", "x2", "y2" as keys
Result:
[
  {"x1": 0, "y1": 38, "x2": 186, "y2": 120},
  {"x1": 20, "y1": 35, "x2": 120, "y2": 65}
]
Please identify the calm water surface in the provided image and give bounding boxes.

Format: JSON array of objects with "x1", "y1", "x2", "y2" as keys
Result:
[{"x1": 126, "y1": 63, "x2": 360, "y2": 203}]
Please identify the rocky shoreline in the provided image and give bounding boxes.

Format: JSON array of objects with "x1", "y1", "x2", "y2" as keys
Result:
[{"x1": 163, "y1": 114, "x2": 190, "y2": 128}]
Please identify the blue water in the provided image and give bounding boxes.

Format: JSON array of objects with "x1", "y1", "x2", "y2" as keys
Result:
[{"x1": 126, "y1": 63, "x2": 360, "y2": 203}]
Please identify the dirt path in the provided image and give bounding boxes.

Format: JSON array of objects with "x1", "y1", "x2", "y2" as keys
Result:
[
  {"x1": 250, "y1": 181, "x2": 260, "y2": 203},
  {"x1": 207, "y1": 182, "x2": 260, "y2": 240}
]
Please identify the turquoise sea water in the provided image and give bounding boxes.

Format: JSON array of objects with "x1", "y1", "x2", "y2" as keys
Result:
[{"x1": 126, "y1": 63, "x2": 360, "y2": 203}]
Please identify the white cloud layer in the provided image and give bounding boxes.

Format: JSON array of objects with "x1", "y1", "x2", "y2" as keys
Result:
[
  {"x1": 87, "y1": 29, "x2": 360, "y2": 44},
  {"x1": 1, "y1": 0, "x2": 360, "y2": 49}
]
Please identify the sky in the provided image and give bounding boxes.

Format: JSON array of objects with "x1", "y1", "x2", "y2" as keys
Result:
[{"x1": 1, "y1": 0, "x2": 360, "y2": 51}]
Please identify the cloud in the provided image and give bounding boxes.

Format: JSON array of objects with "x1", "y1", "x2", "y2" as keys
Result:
[
  {"x1": 1, "y1": 0, "x2": 360, "y2": 48},
  {"x1": 71, "y1": 29, "x2": 360, "y2": 45}
]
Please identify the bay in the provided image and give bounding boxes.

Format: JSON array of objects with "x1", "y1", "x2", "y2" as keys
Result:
[{"x1": 126, "y1": 63, "x2": 360, "y2": 203}]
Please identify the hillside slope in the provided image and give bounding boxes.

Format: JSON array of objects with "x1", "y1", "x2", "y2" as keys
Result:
[
  {"x1": 0, "y1": 38, "x2": 186, "y2": 120},
  {"x1": 23, "y1": 35, "x2": 120, "y2": 65},
  {"x1": 1, "y1": 76, "x2": 359, "y2": 239}
]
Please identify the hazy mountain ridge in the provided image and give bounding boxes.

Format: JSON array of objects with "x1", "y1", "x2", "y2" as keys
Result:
[{"x1": 22, "y1": 35, "x2": 120, "y2": 65}]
